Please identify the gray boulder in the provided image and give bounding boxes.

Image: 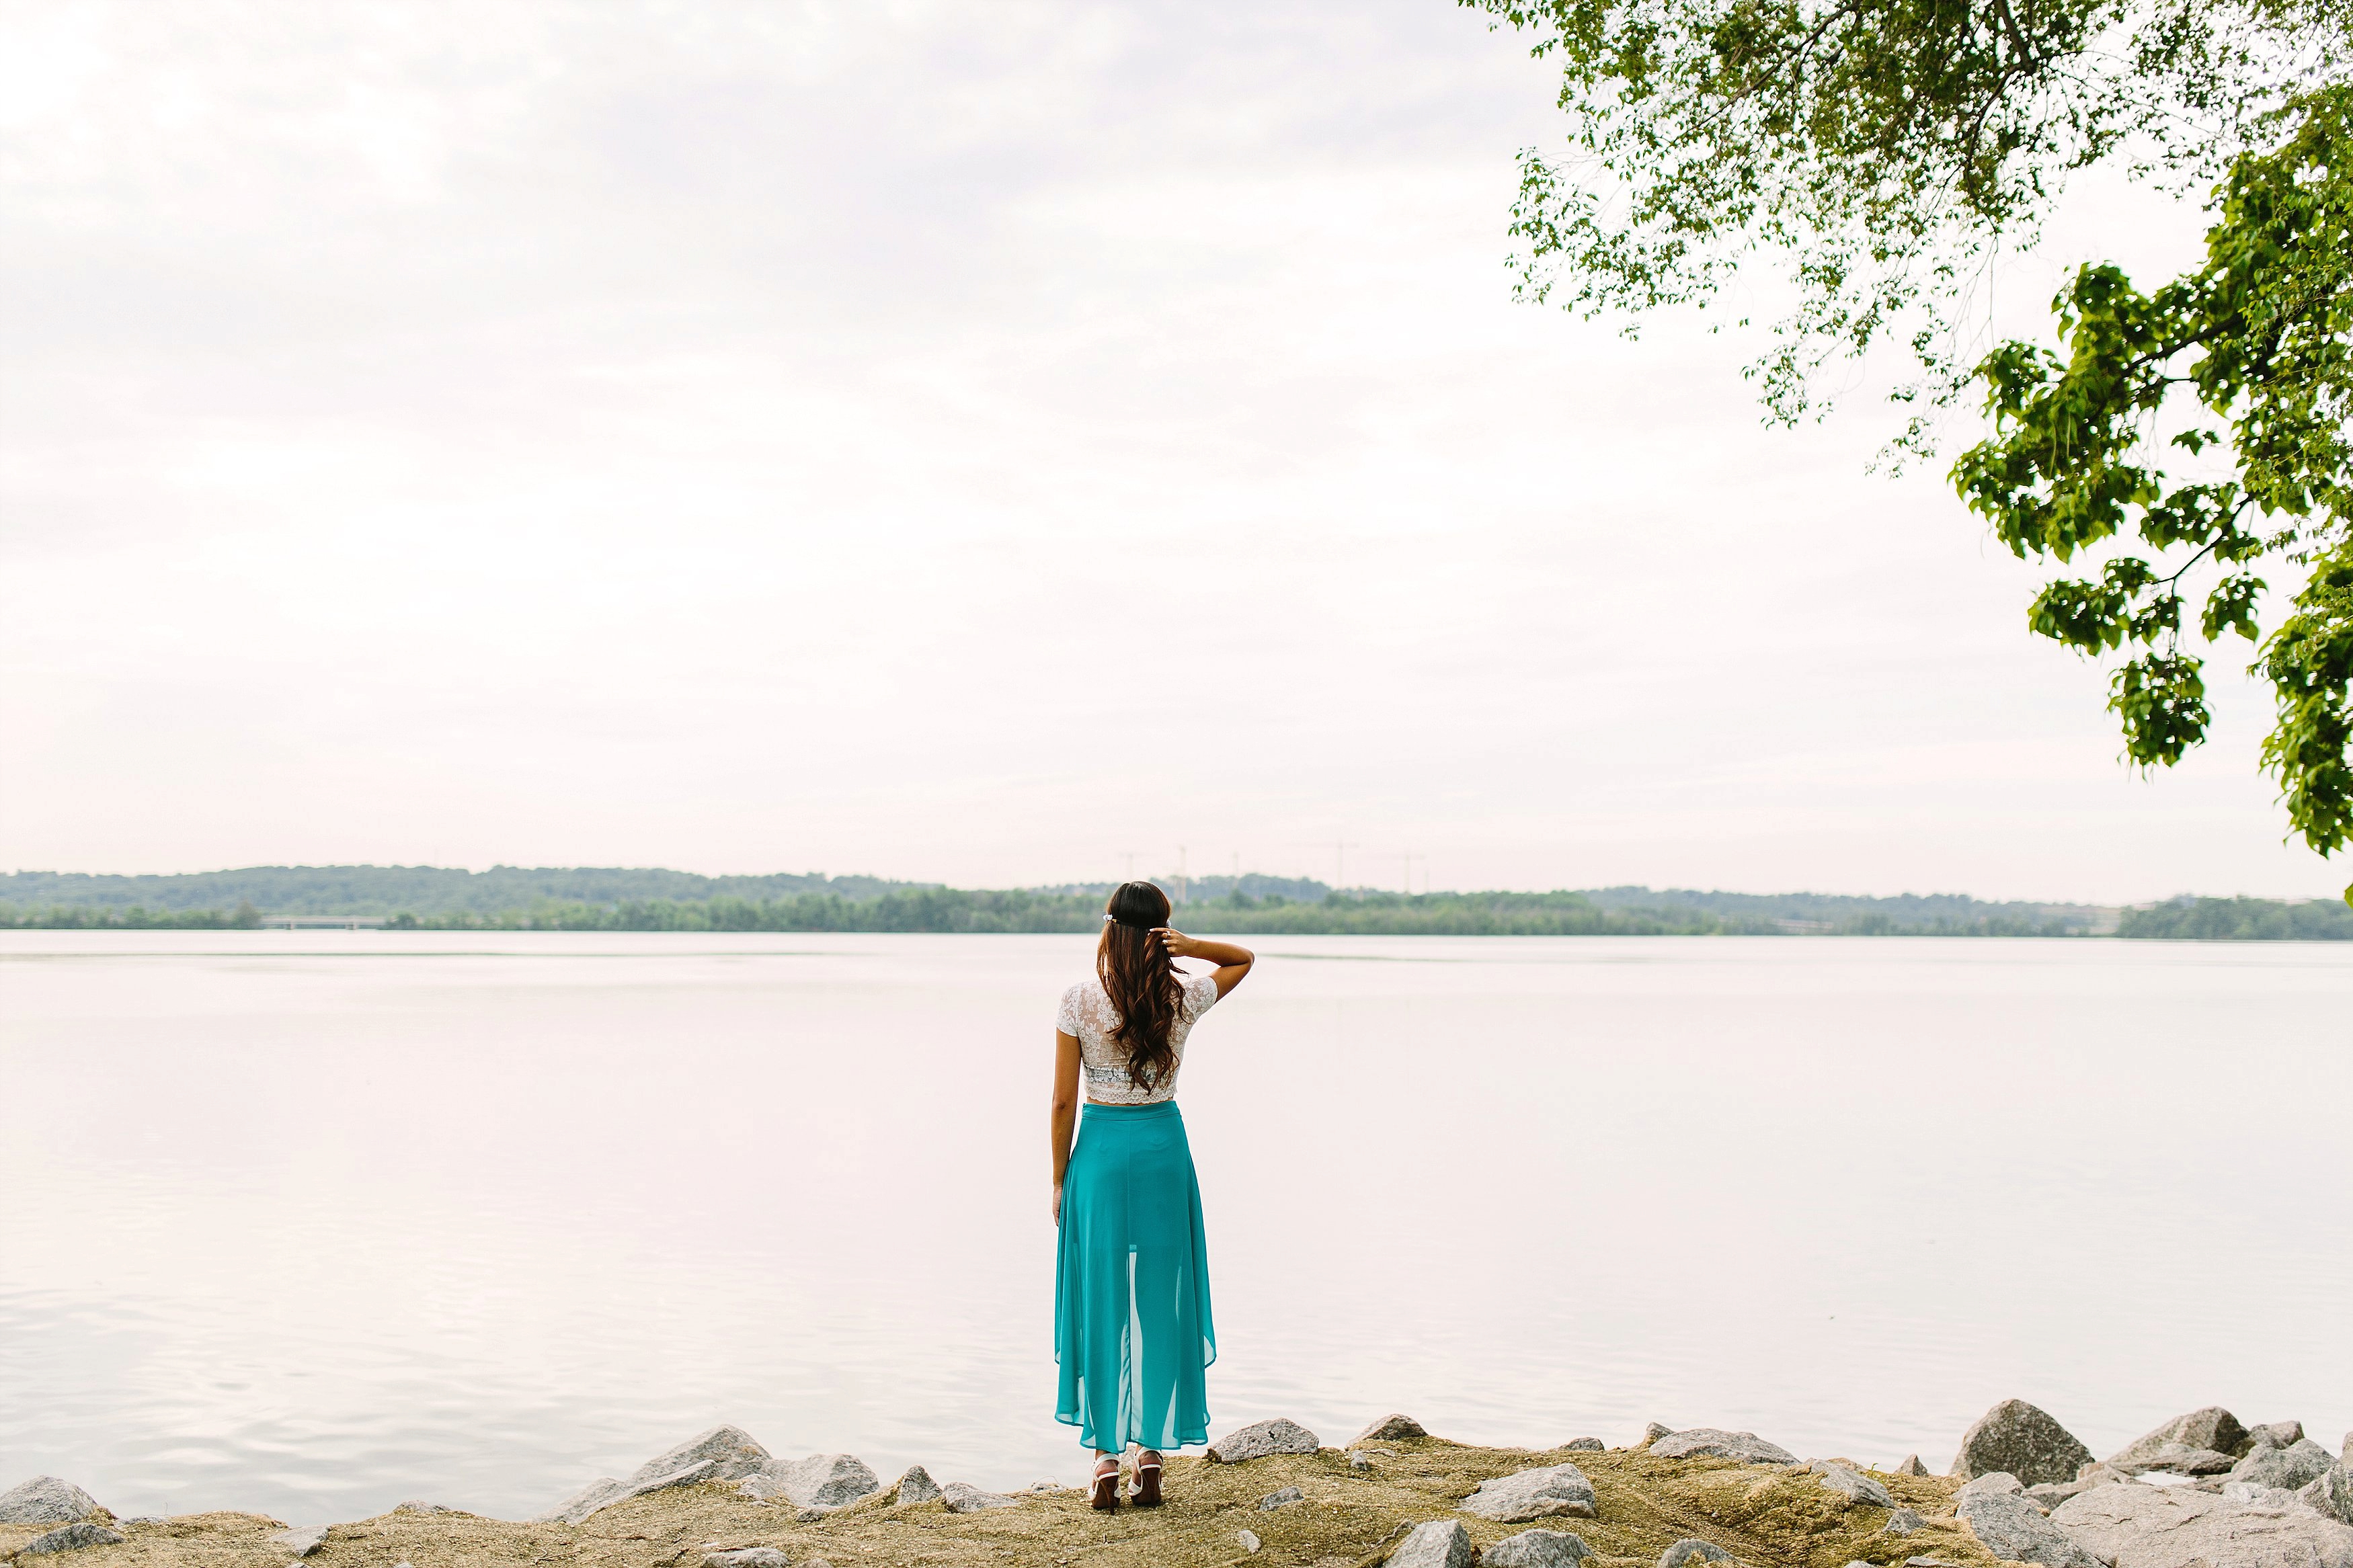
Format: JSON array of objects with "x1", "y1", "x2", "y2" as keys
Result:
[
  {"x1": 2052, "y1": 1481, "x2": 2353, "y2": 1568},
  {"x1": 2107, "y1": 1409, "x2": 2249, "y2": 1473},
  {"x1": 1564, "y1": 1438, "x2": 1605, "y2": 1452},
  {"x1": 2116, "y1": 1444, "x2": 2235, "y2": 1477},
  {"x1": 1959, "y1": 1473, "x2": 2026, "y2": 1501},
  {"x1": 1659, "y1": 1540, "x2": 1733, "y2": 1568},
  {"x1": 1814, "y1": 1463, "x2": 1895, "y2": 1508},
  {"x1": 2223, "y1": 1483, "x2": 2307, "y2": 1509},
  {"x1": 1354, "y1": 1414, "x2": 1427, "y2": 1445},
  {"x1": 1885, "y1": 1509, "x2": 1925, "y2": 1536},
  {"x1": 939, "y1": 1482, "x2": 1018, "y2": 1513},
  {"x1": 2302, "y1": 1464, "x2": 2353, "y2": 1526},
  {"x1": 1351, "y1": 1452, "x2": 1378, "y2": 1471},
  {"x1": 1642, "y1": 1423, "x2": 1675, "y2": 1445},
  {"x1": 1458, "y1": 1462, "x2": 1597, "y2": 1522},
  {"x1": 893, "y1": 1466, "x2": 941, "y2": 1505},
  {"x1": 2247, "y1": 1423, "x2": 2305, "y2": 1450},
  {"x1": 0, "y1": 1477, "x2": 102, "y2": 1526},
  {"x1": 1259, "y1": 1485, "x2": 1304, "y2": 1510},
  {"x1": 1484, "y1": 1528, "x2": 1593, "y2": 1567},
  {"x1": 1390, "y1": 1520, "x2": 1475, "y2": 1568},
  {"x1": 1211, "y1": 1418, "x2": 1320, "y2": 1462},
  {"x1": 539, "y1": 1458, "x2": 720, "y2": 1522},
  {"x1": 1651, "y1": 1430, "x2": 1798, "y2": 1466},
  {"x1": 742, "y1": 1455, "x2": 879, "y2": 1508},
  {"x1": 1952, "y1": 1401, "x2": 2095, "y2": 1487},
  {"x1": 629, "y1": 1425, "x2": 772, "y2": 1486},
  {"x1": 704, "y1": 1552, "x2": 791, "y2": 1568},
  {"x1": 394, "y1": 1500, "x2": 458, "y2": 1515},
  {"x1": 1895, "y1": 1455, "x2": 1931, "y2": 1477},
  {"x1": 19, "y1": 1524, "x2": 126, "y2": 1555},
  {"x1": 272, "y1": 1524, "x2": 329, "y2": 1557},
  {"x1": 1958, "y1": 1490, "x2": 2104, "y2": 1568},
  {"x1": 2233, "y1": 1439, "x2": 2334, "y2": 1491}
]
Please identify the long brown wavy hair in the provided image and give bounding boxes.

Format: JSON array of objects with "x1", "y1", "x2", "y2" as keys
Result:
[{"x1": 1097, "y1": 880, "x2": 1184, "y2": 1094}]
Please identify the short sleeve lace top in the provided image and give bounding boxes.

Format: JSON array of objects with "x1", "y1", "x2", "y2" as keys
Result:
[{"x1": 1055, "y1": 971, "x2": 1222, "y2": 1104}]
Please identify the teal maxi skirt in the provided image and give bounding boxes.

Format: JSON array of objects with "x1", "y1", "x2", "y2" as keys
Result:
[{"x1": 1054, "y1": 1101, "x2": 1216, "y2": 1452}]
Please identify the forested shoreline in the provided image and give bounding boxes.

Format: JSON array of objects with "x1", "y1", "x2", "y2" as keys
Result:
[{"x1": 2, "y1": 868, "x2": 2346, "y2": 938}]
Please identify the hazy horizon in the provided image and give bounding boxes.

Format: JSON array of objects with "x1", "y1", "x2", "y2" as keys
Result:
[
  {"x1": 0, "y1": 858, "x2": 2318, "y2": 909},
  {"x1": 5, "y1": 0, "x2": 2345, "y2": 905}
]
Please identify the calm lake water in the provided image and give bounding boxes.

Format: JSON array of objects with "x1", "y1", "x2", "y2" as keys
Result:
[{"x1": 3, "y1": 931, "x2": 2348, "y2": 1524}]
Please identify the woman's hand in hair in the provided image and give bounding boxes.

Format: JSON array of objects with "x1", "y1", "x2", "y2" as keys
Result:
[{"x1": 1154, "y1": 927, "x2": 1205, "y2": 958}]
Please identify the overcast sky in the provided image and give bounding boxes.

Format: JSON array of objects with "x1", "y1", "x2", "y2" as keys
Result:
[{"x1": 2, "y1": 0, "x2": 2340, "y2": 902}]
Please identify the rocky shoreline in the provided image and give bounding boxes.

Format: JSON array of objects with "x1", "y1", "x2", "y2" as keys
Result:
[{"x1": 3, "y1": 1400, "x2": 2348, "y2": 1567}]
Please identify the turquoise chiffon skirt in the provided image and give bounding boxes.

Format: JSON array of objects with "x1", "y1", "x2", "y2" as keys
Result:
[{"x1": 1054, "y1": 1101, "x2": 1216, "y2": 1452}]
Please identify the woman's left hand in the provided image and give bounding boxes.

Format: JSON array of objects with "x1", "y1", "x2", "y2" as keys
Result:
[{"x1": 1154, "y1": 927, "x2": 1202, "y2": 958}]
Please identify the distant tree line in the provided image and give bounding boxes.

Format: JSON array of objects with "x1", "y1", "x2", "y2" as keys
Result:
[
  {"x1": 3, "y1": 866, "x2": 2346, "y2": 938},
  {"x1": 2116, "y1": 897, "x2": 2353, "y2": 941},
  {"x1": 0, "y1": 903, "x2": 263, "y2": 930}
]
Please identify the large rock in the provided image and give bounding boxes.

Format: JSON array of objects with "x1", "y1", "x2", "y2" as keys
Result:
[
  {"x1": 2233, "y1": 1439, "x2": 2335, "y2": 1491},
  {"x1": 1659, "y1": 1540, "x2": 1732, "y2": 1568},
  {"x1": 1952, "y1": 1401, "x2": 2095, "y2": 1487},
  {"x1": 1814, "y1": 1463, "x2": 1895, "y2": 1508},
  {"x1": 1895, "y1": 1456, "x2": 1931, "y2": 1477},
  {"x1": 2052, "y1": 1482, "x2": 2353, "y2": 1568},
  {"x1": 1484, "y1": 1528, "x2": 1593, "y2": 1567},
  {"x1": 2303, "y1": 1464, "x2": 2353, "y2": 1526},
  {"x1": 703, "y1": 1552, "x2": 789, "y2": 1568},
  {"x1": 20, "y1": 1523, "x2": 126, "y2": 1555},
  {"x1": 742, "y1": 1455, "x2": 879, "y2": 1508},
  {"x1": 1210, "y1": 1419, "x2": 1320, "y2": 1462},
  {"x1": 2248, "y1": 1423, "x2": 2305, "y2": 1450},
  {"x1": 629, "y1": 1426, "x2": 772, "y2": 1485},
  {"x1": 2114, "y1": 1444, "x2": 2235, "y2": 1477},
  {"x1": 939, "y1": 1483, "x2": 1018, "y2": 1513},
  {"x1": 1642, "y1": 1423, "x2": 1675, "y2": 1445},
  {"x1": 1960, "y1": 1473, "x2": 2026, "y2": 1501},
  {"x1": 1354, "y1": 1415, "x2": 1427, "y2": 1445},
  {"x1": 1885, "y1": 1510, "x2": 1925, "y2": 1536},
  {"x1": 1959, "y1": 1490, "x2": 2104, "y2": 1568},
  {"x1": 892, "y1": 1466, "x2": 941, "y2": 1505},
  {"x1": 1458, "y1": 1462, "x2": 1597, "y2": 1522},
  {"x1": 2107, "y1": 1409, "x2": 2248, "y2": 1473},
  {"x1": 534, "y1": 1458, "x2": 719, "y2": 1524},
  {"x1": 1390, "y1": 1520, "x2": 1476, "y2": 1568},
  {"x1": 1650, "y1": 1430, "x2": 1798, "y2": 1466},
  {"x1": 272, "y1": 1524, "x2": 329, "y2": 1557},
  {"x1": 1259, "y1": 1486, "x2": 1304, "y2": 1511},
  {"x1": 1564, "y1": 1438, "x2": 1605, "y2": 1453},
  {"x1": 0, "y1": 1477, "x2": 102, "y2": 1526}
]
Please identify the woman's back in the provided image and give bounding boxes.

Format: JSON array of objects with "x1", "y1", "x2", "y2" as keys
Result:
[{"x1": 1057, "y1": 972, "x2": 1220, "y2": 1104}]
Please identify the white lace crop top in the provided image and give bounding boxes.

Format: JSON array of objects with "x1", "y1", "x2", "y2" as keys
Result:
[{"x1": 1056, "y1": 971, "x2": 1222, "y2": 1104}]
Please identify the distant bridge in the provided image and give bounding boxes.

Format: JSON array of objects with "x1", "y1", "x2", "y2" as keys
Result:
[{"x1": 258, "y1": 915, "x2": 388, "y2": 930}]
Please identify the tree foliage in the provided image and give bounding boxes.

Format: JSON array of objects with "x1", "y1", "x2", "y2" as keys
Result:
[
  {"x1": 1953, "y1": 88, "x2": 2353, "y2": 860},
  {"x1": 1470, "y1": 0, "x2": 2353, "y2": 895}
]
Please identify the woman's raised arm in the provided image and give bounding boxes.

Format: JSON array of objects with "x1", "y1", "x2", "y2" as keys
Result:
[{"x1": 1155, "y1": 930, "x2": 1254, "y2": 999}]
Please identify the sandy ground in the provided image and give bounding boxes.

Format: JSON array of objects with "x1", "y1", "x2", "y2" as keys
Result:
[{"x1": 1, "y1": 1438, "x2": 1989, "y2": 1568}]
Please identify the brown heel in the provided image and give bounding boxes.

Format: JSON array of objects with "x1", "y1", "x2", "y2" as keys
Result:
[
  {"x1": 1090, "y1": 1459, "x2": 1121, "y2": 1511},
  {"x1": 1131, "y1": 1452, "x2": 1163, "y2": 1508}
]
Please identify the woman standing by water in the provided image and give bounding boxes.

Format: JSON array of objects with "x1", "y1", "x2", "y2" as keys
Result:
[{"x1": 1050, "y1": 880, "x2": 1255, "y2": 1511}]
